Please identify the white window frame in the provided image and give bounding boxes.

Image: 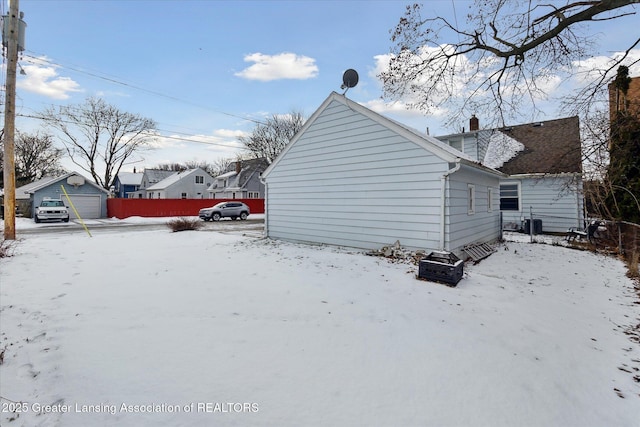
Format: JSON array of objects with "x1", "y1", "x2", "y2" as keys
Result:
[
  {"x1": 500, "y1": 181, "x2": 521, "y2": 212},
  {"x1": 195, "y1": 175, "x2": 204, "y2": 184},
  {"x1": 487, "y1": 187, "x2": 493, "y2": 212},
  {"x1": 468, "y1": 184, "x2": 475, "y2": 215},
  {"x1": 449, "y1": 138, "x2": 463, "y2": 152}
]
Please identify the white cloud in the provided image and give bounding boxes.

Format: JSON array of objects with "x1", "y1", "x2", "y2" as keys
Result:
[
  {"x1": 127, "y1": 128, "x2": 248, "y2": 171},
  {"x1": 371, "y1": 47, "x2": 471, "y2": 109},
  {"x1": 17, "y1": 57, "x2": 82, "y2": 99},
  {"x1": 571, "y1": 48, "x2": 640, "y2": 84},
  {"x1": 95, "y1": 90, "x2": 130, "y2": 98},
  {"x1": 145, "y1": 129, "x2": 246, "y2": 152},
  {"x1": 212, "y1": 128, "x2": 248, "y2": 139},
  {"x1": 364, "y1": 98, "x2": 447, "y2": 135},
  {"x1": 235, "y1": 52, "x2": 318, "y2": 81}
]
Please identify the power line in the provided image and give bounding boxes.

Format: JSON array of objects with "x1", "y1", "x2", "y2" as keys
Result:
[
  {"x1": 15, "y1": 113, "x2": 244, "y2": 150},
  {"x1": 21, "y1": 51, "x2": 268, "y2": 125},
  {"x1": 15, "y1": 99, "x2": 249, "y2": 148}
]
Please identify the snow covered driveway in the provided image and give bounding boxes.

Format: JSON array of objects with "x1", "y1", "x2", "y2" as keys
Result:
[{"x1": 1, "y1": 229, "x2": 639, "y2": 426}]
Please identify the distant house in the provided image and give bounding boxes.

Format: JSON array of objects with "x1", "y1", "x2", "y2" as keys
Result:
[
  {"x1": 144, "y1": 168, "x2": 213, "y2": 199},
  {"x1": 14, "y1": 172, "x2": 110, "y2": 219},
  {"x1": 126, "y1": 169, "x2": 175, "y2": 199},
  {"x1": 261, "y1": 92, "x2": 505, "y2": 255},
  {"x1": 113, "y1": 171, "x2": 143, "y2": 198},
  {"x1": 141, "y1": 169, "x2": 175, "y2": 192},
  {"x1": 436, "y1": 116, "x2": 584, "y2": 233},
  {"x1": 208, "y1": 158, "x2": 268, "y2": 199}
]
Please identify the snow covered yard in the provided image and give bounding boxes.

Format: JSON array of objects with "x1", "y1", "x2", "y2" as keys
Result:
[{"x1": 1, "y1": 227, "x2": 639, "y2": 426}]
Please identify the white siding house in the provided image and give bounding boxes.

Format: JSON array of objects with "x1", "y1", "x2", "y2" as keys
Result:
[
  {"x1": 261, "y1": 92, "x2": 504, "y2": 255},
  {"x1": 208, "y1": 159, "x2": 268, "y2": 199},
  {"x1": 145, "y1": 168, "x2": 213, "y2": 199},
  {"x1": 437, "y1": 116, "x2": 584, "y2": 233},
  {"x1": 500, "y1": 174, "x2": 584, "y2": 232}
]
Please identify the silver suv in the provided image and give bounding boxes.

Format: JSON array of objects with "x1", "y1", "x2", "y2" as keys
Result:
[{"x1": 199, "y1": 202, "x2": 250, "y2": 221}]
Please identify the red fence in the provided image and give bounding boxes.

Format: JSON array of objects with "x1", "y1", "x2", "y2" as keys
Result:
[{"x1": 107, "y1": 198, "x2": 264, "y2": 219}]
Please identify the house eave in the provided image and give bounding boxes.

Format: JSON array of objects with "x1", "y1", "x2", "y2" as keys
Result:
[
  {"x1": 459, "y1": 158, "x2": 508, "y2": 178},
  {"x1": 507, "y1": 172, "x2": 582, "y2": 179}
]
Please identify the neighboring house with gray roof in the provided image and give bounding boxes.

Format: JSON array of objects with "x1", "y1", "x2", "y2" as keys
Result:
[
  {"x1": 126, "y1": 169, "x2": 175, "y2": 198},
  {"x1": 208, "y1": 158, "x2": 268, "y2": 199},
  {"x1": 436, "y1": 116, "x2": 584, "y2": 233},
  {"x1": 141, "y1": 169, "x2": 175, "y2": 190},
  {"x1": 144, "y1": 168, "x2": 213, "y2": 199}
]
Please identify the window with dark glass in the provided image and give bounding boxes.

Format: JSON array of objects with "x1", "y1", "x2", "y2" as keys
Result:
[{"x1": 500, "y1": 184, "x2": 519, "y2": 211}]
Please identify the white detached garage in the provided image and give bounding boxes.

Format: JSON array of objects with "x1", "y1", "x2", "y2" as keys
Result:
[{"x1": 261, "y1": 92, "x2": 505, "y2": 256}]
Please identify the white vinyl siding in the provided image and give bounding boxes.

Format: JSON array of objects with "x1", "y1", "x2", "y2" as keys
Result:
[
  {"x1": 449, "y1": 138, "x2": 463, "y2": 152},
  {"x1": 487, "y1": 188, "x2": 493, "y2": 212},
  {"x1": 501, "y1": 175, "x2": 584, "y2": 233},
  {"x1": 265, "y1": 100, "x2": 448, "y2": 251},
  {"x1": 445, "y1": 167, "x2": 502, "y2": 252}
]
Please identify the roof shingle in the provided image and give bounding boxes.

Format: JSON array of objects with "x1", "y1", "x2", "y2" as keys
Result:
[{"x1": 496, "y1": 116, "x2": 582, "y2": 175}]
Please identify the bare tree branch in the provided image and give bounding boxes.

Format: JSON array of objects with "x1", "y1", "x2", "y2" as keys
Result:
[
  {"x1": 381, "y1": 1, "x2": 639, "y2": 127},
  {"x1": 239, "y1": 111, "x2": 305, "y2": 163},
  {"x1": 41, "y1": 97, "x2": 157, "y2": 189}
]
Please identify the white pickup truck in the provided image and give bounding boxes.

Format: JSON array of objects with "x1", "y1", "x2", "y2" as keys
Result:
[{"x1": 34, "y1": 198, "x2": 70, "y2": 223}]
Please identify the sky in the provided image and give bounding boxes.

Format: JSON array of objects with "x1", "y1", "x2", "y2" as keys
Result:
[{"x1": 3, "y1": 0, "x2": 640, "y2": 174}]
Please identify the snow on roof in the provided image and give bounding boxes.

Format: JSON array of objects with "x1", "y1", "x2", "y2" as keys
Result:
[
  {"x1": 215, "y1": 171, "x2": 237, "y2": 179},
  {"x1": 146, "y1": 168, "x2": 201, "y2": 190},
  {"x1": 483, "y1": 131, "x2": 525, "y2": 169},
  {"x1": 117, "y1": 172, "x2": 143, "y2": 186}
]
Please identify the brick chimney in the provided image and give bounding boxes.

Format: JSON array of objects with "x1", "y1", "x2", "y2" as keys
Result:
[
  {"x1": 235, "y1": 161, "x2": 242, "y2": 174},
  {"x1": 470, "y1": 115, "x2": 479, "y2": 131}
]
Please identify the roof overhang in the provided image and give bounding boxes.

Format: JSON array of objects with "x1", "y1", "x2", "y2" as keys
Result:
[{"x1": 507, "y1": 172, "x2": 582, "y2": 179}]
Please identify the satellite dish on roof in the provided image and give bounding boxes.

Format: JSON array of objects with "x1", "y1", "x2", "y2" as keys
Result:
[{"x1": 341, "y1": 69, "x2": 359, "y2": 94}]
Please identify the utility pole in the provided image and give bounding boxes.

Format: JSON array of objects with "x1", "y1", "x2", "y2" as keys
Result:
[{"x1": 2, "y1": 0, "x2": 22, "y2": 240}]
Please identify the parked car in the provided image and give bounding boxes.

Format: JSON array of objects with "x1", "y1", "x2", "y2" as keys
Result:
[
  {"x1": 199, "y1": 202, "x2": 250, "y2": 221},
  {"x1": 35, "y1": 198, "x2": 70, "y2": 223}
]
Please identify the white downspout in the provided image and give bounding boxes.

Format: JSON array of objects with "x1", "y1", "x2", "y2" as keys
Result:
[
  {"x1": 260, "y1": 175, "x2": 268, "y2": 238},
  {"x1": 440, "y1": 160, "x2": 461, "y2": 250}
]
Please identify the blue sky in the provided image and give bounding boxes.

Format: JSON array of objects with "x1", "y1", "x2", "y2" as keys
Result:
[{"x1": 6, "y1": 0, "x2": 640, "y2": 173}]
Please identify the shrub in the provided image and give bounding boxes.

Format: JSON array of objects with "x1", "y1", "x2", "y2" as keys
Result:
[
  {"x1": 0, "y1": 239, "x2": 15, "y2": 258},
  {"x1": 166, "y1": 217, "x2": 204, "y2": 232}
]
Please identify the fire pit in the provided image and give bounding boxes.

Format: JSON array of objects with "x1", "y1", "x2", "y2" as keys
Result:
[{"x1": 418, "y1": 251, "x2": 464, "y2": 286}]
